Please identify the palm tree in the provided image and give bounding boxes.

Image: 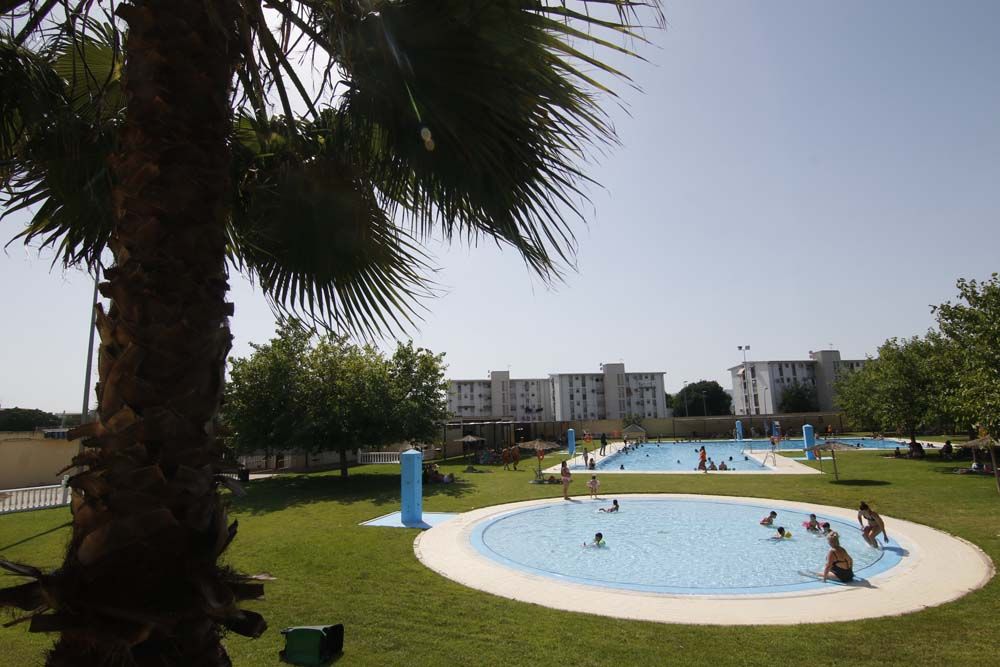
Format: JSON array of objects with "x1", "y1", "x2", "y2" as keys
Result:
[{"x1": 0, "y1": 1, "x2": 662, "y2": 664}]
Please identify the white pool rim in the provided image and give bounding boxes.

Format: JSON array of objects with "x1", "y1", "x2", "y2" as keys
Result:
[{"x1": 413, "y1": 493, "x2": 994, "y2": 625}]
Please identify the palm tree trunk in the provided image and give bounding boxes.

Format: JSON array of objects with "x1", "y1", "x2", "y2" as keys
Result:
[{"x1": 41, "y1": 1, "x2": 263, "y2": 664}]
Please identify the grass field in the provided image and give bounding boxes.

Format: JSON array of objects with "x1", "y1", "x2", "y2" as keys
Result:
[{"x1": 1, "y1": 449, "x2": 997, "y2": 666}]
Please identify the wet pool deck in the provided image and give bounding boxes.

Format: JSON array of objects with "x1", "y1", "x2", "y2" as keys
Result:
[{"x1": 414, "y1": 493, "x2": 993, "y2": 625}]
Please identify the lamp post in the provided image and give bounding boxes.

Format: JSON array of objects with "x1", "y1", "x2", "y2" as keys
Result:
[
  {"x1": 682, "y1": 380, "x2": 689, "y2": 417},
  {"x1": 737, "y1": 345, "x2": 751, "y2": 415},
  {"x1": 762, "y1": 386, "x2": 769, "y2": 416},
  {"x1": 700, "y1": 391, "x2": 708, "y2": 417}
]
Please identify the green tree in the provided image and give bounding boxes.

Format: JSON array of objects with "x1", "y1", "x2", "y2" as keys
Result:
[
  {"x1": 835, "y1": 362, "x2": 881, "y2": 432},
  {"x1": 934, "y1": 274, "x2": 1000, "y2": 493},
  {"x1": 387, "y1": 342, "x2": 448, "y2": 447},
  {"x1": 858, "y1": 337, "x2": 939, "y2": 441},
  {"x1": 305, "y1": 337, "x2": 393, "y2": 477},
  {"x1": 223, "y1": 321, "x2": 312, "y2": 460},
  {"x1": 778, "y1": 382, "x2": 819, "y2": 413},
  {"x1": 0, "y1": 2, "x2": 662, "y2": 662},
  {"x1": 0, "y1": 407, "x2": 61, "y2": 431},
  {"x1": 672, "y1": 380, "x2": 731, "y2": 417}
]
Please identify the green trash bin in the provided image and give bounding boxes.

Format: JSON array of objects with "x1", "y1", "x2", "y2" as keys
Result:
[{"x1": 280, "y1": 624, "x2": 344, "y2": 665}]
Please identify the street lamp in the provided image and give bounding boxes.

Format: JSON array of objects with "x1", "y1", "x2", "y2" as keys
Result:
[
  {"x1": 700, "y1": 391, "x2": 708, "y2": 417},
  {"x1": 737, "y1": 345, "x2": 751, "y2": 415},
  {"x1": 681, "y1": 380, "x2": 689, "y2": 417}
]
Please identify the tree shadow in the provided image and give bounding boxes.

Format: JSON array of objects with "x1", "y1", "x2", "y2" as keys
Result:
[
  {"x1": 229, "y1": 472, "x2": 474, "y2": 516},
  {"x1": 830, "y1": 480, "x2": 891, "y2": 486},
  {"x1": 0, "y1": 520, "x2": 71, "y2": 551}
]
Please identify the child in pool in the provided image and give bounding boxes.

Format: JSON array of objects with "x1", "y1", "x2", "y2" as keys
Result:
[
  {"x1": 820, "y1": 522, "x2": 833, "y2": 535},
  {"x1": 804, "y1": 514, "x2": 821, "y2": 532},
  {"x1": 599, "y1": 499, "x2": 619, "y2": 513},
  {"x1": 587, "y1": 475, "x2": 600, "y2": 499},
  {"x1": 760, "y1": 511, "x2": 778, "y2": 526},
  {"x1": 772, "y1": 526, "x2": 793, "y2": 540},
  {"x1": 584, "y1": 532, "x2": 606, "y2": 547}
]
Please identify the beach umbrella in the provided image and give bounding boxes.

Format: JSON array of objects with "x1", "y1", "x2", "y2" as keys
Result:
[{"x1": 454, "y1": 434, "x2": 486, "y2": 464}]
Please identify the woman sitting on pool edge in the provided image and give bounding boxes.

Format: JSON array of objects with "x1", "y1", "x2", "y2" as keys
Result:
[
  {"x1": 821, "y1": 532, "x2": 854, "y2": 582},
  {"x1": 599, "y1": 499, "x2": 619, "y2": 513},
  {"x1": 583, "y1": 532, "x2": 606, "y2": 547}
]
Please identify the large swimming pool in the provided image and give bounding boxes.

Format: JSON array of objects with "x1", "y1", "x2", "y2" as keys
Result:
[
  {"x1": 472, "y1": 497, "x2": 902, "y2": 595},
  {"x1": 585, "y1": 438, "x2": 897, "y2": 472}
]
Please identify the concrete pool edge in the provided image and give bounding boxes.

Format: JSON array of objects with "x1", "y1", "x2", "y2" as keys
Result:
[{"x1": 413, "y1": 493, "x2": 994, "y2": 625}]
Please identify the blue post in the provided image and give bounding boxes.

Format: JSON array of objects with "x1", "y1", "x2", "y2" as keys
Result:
[
  {"x1": 400, "y1": 448, "x2": 423, "y2": 525},
  {"x1": 567, "y1": 429, "x2": 576, "y2": 458},
  {"x1": 803, "y1": 424, "x2": 816, "y2": 460},
  {"x1": 735, "y1": 420, "x2": 744, "y2": 441}
]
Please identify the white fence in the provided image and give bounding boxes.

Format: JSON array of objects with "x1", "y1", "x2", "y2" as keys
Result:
[
  {"x1": 358, "y1": 452, "x2": 401, "y2": 465},
  {"x1": 0, "y1": 482, "x2": 71, "y2": 515}
]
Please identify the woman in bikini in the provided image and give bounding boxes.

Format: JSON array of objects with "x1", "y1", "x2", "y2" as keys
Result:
[
  {"x1": 822, "y1": 532, "x2": 854, "y2": 583},
  {"x1": 857, "y1": 502, "x2": 889, "y2": 548},
  {"x1": 560, "y1": 460, "x2": 572, "y2": 500}
]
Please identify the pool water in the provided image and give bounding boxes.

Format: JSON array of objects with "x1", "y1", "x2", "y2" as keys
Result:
[
  {"x1": 588, "y1": 438, "x2": 897, "y2": 472},
  {"x1": 473, "y1": 498, "x2": 902, "y2": 595},
  {"x1": 592, "y1": 442, "x2": 765, "y2": 472}
]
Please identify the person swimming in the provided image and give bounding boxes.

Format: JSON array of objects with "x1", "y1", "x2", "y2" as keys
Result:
[
  {"x1": 599, "y1": 499, "x2": 619, "y2": 513},
  {"x1": 804, "y1": 513, "x2": 821, "y2": 532},
  {"x1": 584, "y1": 531, "x2": 606, "y2": 547},
  {"x1": 760, "y1": 511, "x2": 778, "y2": 526},
  {"x1": 773, "y1": 526, "x2": 792, "y2": 539},
  {"x1": 820, "y1": 521, "x2": 833, "y2": 535}
]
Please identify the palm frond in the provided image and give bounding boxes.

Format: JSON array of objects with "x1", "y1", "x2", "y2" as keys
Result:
[
  {"x1": 229, "y1": 113, "x2": 435, "y2": 338},
  {"x1": 0, "y1": 31, "x2": 115, "y2": 267},
  {"x1": 330, "y1": 0, "x2": 660, "y2": 281}
]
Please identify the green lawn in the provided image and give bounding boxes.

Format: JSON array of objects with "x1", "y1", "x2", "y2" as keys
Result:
[{"x1": 1, "y1": 451, "x2": 998, "y2": 666}]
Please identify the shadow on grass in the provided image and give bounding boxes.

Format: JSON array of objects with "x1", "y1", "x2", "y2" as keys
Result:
[
  {"x1": 830, "y1": 480, "x2": 891, "y2": 486},
  {"x1": 230, "y1": 472, "x2": 474, "y2": 516},
  {"x1": 0, "y1": 520, "x2": 71, "y2": 551}
]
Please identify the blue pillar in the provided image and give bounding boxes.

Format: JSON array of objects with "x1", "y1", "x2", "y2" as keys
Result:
[
  {"x1": 803, "y1": 424, "x2": 816, "y2": 460},
  {"x1": 400, "y1": 448, "x2": 423, "y2": 525},
  {"x1": 567, "y1": 428, "x2": 576, "y2": 458},
  {"x1": 735, "y1": 420, "x2": 744, "y2": 441}
]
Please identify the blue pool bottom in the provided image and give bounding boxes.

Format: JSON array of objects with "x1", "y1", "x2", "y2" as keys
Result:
[{"x1": 471, "y1": 497, "x2": 903, "y2": 596}]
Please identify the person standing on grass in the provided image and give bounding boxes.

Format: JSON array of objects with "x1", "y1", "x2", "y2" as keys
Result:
[
  {"x1": 511, "y1": 444, "x2": 520, "y2": 471},
  {"x1": 560, "y1": 460, "x2": 572, "y2": 500}
]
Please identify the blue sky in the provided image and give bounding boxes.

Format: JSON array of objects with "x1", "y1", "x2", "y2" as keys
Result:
[{"x1": 2, "y1": 0, "x2": 998, "y2": 412}]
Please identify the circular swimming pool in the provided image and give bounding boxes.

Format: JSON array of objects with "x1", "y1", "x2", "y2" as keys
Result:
[
  {"x1": 473, "y1": 497, "x2": 900, "y2": 594},
  {"x1": 415, "y1": 494, "x2": 993, "y2": 625}
]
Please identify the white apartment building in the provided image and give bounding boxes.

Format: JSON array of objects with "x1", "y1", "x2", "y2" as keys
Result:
[
  {"x1": 447, "y1": 362, "x2": 670, "y2": 422},
  {"x1": 550, "y1": 363, "x2": 669, "y2": 421},
  {"x1": 447, "y1": 370, "x2": 555, "y2": 422},
  {"x1": 729, "y1": 349, "x2": 868, "y2": 415}
]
